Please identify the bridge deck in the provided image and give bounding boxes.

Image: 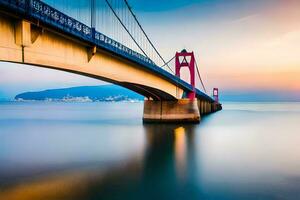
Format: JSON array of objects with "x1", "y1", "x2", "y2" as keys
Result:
[{"x1": 0, "y1": 0, "x2": 215, "y2": 103}]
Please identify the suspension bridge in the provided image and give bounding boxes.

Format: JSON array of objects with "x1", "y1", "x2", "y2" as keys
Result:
[{"x1": 0, "y1": 0, "x2": 221, "y2": 123}]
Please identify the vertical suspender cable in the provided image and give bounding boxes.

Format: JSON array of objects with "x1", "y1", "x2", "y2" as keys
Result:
[{"x1": 105, "y1": 0, "x2": 150, "y2": 59}]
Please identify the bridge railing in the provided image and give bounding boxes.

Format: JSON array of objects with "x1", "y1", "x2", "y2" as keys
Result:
[
  {"x1": 0, "y1": 0, "x2": 156, "y2": 69},
  {"x1": 30, "y1": 0, "x2": 155, "y2": 66}
]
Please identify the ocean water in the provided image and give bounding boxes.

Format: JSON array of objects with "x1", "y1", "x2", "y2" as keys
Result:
[{"x1": 0, "y1": 101, "x2": 300, "y2": 200}]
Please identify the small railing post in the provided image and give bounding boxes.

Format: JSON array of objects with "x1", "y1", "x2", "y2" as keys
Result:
[
  {"x1": 26, "y1": 0, "x2": 32, "y2": 14},
  {"x1": 91, "y1": 0, "x2": 96, "y2": 40}
]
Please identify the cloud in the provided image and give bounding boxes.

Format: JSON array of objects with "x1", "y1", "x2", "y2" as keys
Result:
[
  {"x1": 264, "y1": 30, "x2": 300, "y2": 47},
  {"x1": 228, "y1": 13, "x2": 259, "y2": 24}
]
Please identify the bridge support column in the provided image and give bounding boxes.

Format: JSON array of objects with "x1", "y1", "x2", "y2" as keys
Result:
[
  {"x1": 205, "y1": 102, "x2": 210, "y2": 114},
  {"x1": 15, "y1": 20, "x2": 31, "y2": 47},
  {"x1": 208, "y1": 102, "x2": 212, "y2": 113},
  {"x1": 202, "y1": 101, "x2": 206, "y2": 114},
  {"x1": 143, "y1": 99, "x2": 200, "y2": 123},
  {"x1": 198, "y1": 100, "x2": 203, "y2": 115}
]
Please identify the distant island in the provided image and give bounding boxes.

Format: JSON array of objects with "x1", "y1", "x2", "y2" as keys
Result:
[
  {"x1": 15, "y1": 85, "x2": 143, "y2": 102},
  {"x1": 12, "y1": 85, "x2": 300, "y2": 102}
]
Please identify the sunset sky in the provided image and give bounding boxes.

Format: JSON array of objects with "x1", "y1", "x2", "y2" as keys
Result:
[{"x1": 0, "y1": 0, "x2": 299, "y2": 100}]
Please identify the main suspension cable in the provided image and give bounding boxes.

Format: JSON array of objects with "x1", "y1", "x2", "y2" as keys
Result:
[
  {"x1": 160, "y1": 55, "x2": 175, "y2": 70},
  {"x1": 123, "y1": 0, "x2": 173, "y2": 72},
  {"x1": 195, "y1": 59, "x2": 207, "y2": 93}
]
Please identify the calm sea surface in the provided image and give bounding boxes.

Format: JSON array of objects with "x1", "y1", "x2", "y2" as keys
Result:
[{"x1": 0, "y1": 102, "x2": 300, "y2": 200}]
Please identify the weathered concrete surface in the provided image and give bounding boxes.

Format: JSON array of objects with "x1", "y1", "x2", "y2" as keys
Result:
[{"x1": 143, "y1": 99, "x2": 200, "y2": 123}]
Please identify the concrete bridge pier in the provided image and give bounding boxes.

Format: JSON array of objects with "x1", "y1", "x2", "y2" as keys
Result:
[
  {"x1": 207, "y1": 102, "x2": 212, "y2": 113},
  {"x1": 204, "y1": 102, "x2": 207, "y2": 114},
  {"x1": 202, "y1": 102, "x2": 205, "y2": 114},
  {"x1": 198, "y1": 100, "x2": 204, "y2": 115},
  {"x1": 143, "y1": 99, "x2": 200, "y2": 123},
  {"x1": 200, "y1": 101, "x2": 208, "y2": 115},
  {"x1": 198, "y1": 100, "x2": 216, "y2": 115}
]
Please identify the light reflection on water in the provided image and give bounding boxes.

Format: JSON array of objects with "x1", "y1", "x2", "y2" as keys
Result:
[
  {"x1": 174, "y1": 127, "x2": 187, "y2": 182},
  {"x1": 0, "y1": 102, "x2": 300, "y2": 200}
]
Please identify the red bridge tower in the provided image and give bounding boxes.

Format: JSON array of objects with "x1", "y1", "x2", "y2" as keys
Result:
[
  {"x1": 175, "y1": 49, "x2": 196, "y2": 100},
  {"x1": 213, "y1": 88, "x2": 219, "y2": 103}
]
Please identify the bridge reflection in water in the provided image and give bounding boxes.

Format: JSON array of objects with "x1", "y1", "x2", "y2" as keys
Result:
[{"x1": 0, "y1": 124, "x2": 199, "y2": 200}]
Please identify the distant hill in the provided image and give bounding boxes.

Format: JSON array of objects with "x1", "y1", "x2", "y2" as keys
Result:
[
  {"x1": 13, "y1": 86, "x2": 300, "y2": 102},
  {"x1": 15, "y1": 85, "x2": 143, "y2": 102}
]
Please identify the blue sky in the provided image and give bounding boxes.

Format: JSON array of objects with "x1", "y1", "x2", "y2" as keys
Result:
[{"x1": 0, "y1": 0, "x2": 299, "y2": 100}]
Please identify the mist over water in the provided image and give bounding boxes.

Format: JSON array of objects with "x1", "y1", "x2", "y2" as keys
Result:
[{"x1": 0, "y1": 102, "x2": 300, "y2": 200}]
